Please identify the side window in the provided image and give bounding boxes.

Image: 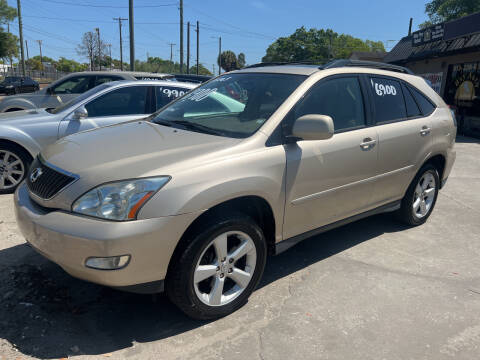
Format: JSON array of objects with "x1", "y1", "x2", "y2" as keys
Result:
[
  {"x1": 95, "y1": 76, "x2": 123, "y2": 86},
  {"x1": 84, "y1": 86, "x2": 149, "y2": 117},
  {"x1": 52, "y1": 76, "x2": 92, "y2": 94},
  {"x1": 401, "y1": 83, "x2": 422, "y2": 118},
  {"x1": 408, "y1": 85, "x2": 436, "y2": 116},
  {"x1": 294, "y1": 77, "x2": 366, "y2": 132},
  {"x1": 370, "y1": 77, "x2": 406, "y2": 123},
  {"x1": 155, "y1": 86, "x2": 187, "y2": 109}
]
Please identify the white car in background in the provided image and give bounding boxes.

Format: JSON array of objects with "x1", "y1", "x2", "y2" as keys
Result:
[{"x1": 0, "y1": 80, "x2": 197, "y2": 193}]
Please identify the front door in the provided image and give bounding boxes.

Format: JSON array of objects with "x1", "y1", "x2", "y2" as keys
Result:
[
  {"x1": 283, "y1": 76, "x2": 379, "y2": 239},
  {"x1": 58, "y1": 85, "x2": 151, "y2": 138}
]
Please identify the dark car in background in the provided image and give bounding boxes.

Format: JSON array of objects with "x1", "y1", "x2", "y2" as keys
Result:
[{"x1": 0, "y1": 76, "x2": 39, "y2": 95}]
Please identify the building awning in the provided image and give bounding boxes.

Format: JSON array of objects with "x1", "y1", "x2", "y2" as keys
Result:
[{"x1": 385, "y1": 12, "x2": 480, "y2": 64}]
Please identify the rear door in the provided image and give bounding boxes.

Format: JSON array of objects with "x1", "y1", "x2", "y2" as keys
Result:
[
  {"x1": 368, "y1": 76, "x2": 434, "y2": 205},
  {"x1": 283, "y1": 75, "x2": 379, "y2": 239},
  {"x1": 154, "y1": 85, "x2": 189, "y2": 110},
  {"x1": 58, "y1": 85, "x2": 151, "y2": 138}
]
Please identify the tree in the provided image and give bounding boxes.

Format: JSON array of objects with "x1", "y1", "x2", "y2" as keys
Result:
[
  {"x1": 420, "y1": 0, "x2": 480, "y2": 28},
  {"x1": 217, "y1": 50, "x2": 238, "y2": 72},
  {"x1": 56, "y1": 57, "x2": 87, "y2": 72},
  {"x1": 0, "y1": 0, "x2": 18, "y2": 61},
  {"x1": 76, "y1": 31, "x2": 107, "y2": 70},
  {"x1": 262, "y1": 27, "x2": 385, "y2": 64},
  {"x1": 77, "y1": 32, "x2": 95, "y2": 70},
  {"x1": 189, "y1": 63, "x2": 212, "y2": 76},
  {"x1": 237, "y1": 53, "x2": 246, "y2": 68}
]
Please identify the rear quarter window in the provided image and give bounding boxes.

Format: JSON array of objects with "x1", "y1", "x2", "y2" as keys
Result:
[
  {"x1": 408, "y1": 85, "x2": 436, "y2": 116},
  {"x1": 370, "y1": 77, "x2": 406, "y2": 123}
]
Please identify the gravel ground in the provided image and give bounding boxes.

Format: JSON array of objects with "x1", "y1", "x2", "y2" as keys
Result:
[{"x1": 0, "y1": 136, "x2": 479, "y2": 360}]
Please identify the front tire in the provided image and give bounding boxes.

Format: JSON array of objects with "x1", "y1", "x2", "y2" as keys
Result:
[
  {"x1": 0, "y1": 144, "x2": 31, "y2": 194},
  {"x1": 396, "y1": 163, "x2": 439, "y2": 226},
  {"x1": 166, "y1": 213, "x2": 267, "y2": 320}
]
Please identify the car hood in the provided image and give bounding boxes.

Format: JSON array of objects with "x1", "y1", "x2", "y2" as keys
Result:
[
  {"x1": 0, "y1": 108, "x2": 53, "y2": 125},
  {"x1": 42, "y1": 120, "x2": 242, "y2": 182}
]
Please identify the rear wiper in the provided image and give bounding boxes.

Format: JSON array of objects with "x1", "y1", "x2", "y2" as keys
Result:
[{"x1": 169, "y1": 120, "x2": 225, "y2": 136}]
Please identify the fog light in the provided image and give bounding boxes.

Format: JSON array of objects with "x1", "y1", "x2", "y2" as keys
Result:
[{"x1": 85, "y1": 255, "x2": 130, "y2": 270}]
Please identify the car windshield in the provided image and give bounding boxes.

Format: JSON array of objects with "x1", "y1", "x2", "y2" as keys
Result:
[
  {"x1": 47, "y1": 83, "x2": 111, "y2": 114},
  {"x1": 151, "y1": 73, "x2": 306, "y2": 138}
]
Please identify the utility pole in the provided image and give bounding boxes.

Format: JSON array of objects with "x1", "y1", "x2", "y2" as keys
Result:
[
  {"x1": 25, "y1": 40, "x2": 29, "y2": 61},
  {"x1": 168, "y1": 43, "x2": 175, "y2": 62},
  {"x1": 186, "y1": 21, "x2": 190, "y2": 74},
  {"x1": 36, "y1": 40, "x2": 43, "y2": 68},
  {"x1": 218, "y1": 36, "x2": 221, "y2": 75},
  {"x1": 107, "y1": 44, "x2": 112, "y2": 70},
  {"x1": 95, "y1": 28, "x2": 101, "y2": 70},
  {"x1": 179, "y1": 0, "x2": 184, "y2": 74},
  {"x1": 408, "y1": 18, "x2": 413, "y2": 36},
  {"x1": 212, "y1": 64, "x2": 215, "y2": 75},
  {"x1": 113, "y1": 17, "x2": 127, "y2": 71},
  {"x1": 17, "y1": 0, "x2": 26, "y2": 76},
  {"x1": 196, "y1": 21, "x2": 199, "y2": 75},
  {"x1": 129, "y1": 0, "x2": 135, "y2": 70},
  {"x1": 7, "y1": 23, "x2": 12, "y2": 71}
]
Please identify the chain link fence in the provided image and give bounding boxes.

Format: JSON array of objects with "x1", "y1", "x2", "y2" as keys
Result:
[{"x1": 1, "y1": 66, "x2": 69, "y2": 84}]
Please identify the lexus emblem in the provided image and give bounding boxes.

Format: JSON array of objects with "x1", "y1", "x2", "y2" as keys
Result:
[{"x1": 30, "y1": 168, "x2": 43, "y2": 183}]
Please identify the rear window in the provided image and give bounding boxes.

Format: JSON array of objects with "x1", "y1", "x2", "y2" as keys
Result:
[
  {"x1": 408, "y1": 85, "x2": 436, "y2": 116},
  {"x1": 370, "y1": 77, "x2": 406, "y2": 123}
]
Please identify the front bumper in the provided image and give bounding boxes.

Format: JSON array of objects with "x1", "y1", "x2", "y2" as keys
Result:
[{"x1": 14, "y1": 182, "x2": 201, "y2": 292}]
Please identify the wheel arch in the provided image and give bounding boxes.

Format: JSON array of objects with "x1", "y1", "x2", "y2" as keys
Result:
[
  {"x1": 424, "y1": 153, "x2": 446, "y2": 187},
  {"x1": 167, "y1": 195, "x2": 277, "y2": 278},
  {"x1": 0, "y1": 133, "x2": 39, "y2": 162}
]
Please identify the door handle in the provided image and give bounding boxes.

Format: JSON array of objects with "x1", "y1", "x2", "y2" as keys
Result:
[
  {"x1": 360, "y1": 137, "x2": 376, "y2": 150},
  {"x1": 420, "y1": 126, "x2": 431, "y2": 136}
]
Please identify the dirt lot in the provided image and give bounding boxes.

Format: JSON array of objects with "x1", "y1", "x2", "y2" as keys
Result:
[{"x1": 0, "y1": 136, "x2": 479, "y2": 360}]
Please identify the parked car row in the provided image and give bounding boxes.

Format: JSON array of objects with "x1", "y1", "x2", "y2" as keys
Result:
[
  {"x1": 0, "y1": 79, "x2": 197, "y2": 193},
  {"x1": 4, "y1": 60, "x2": 456, "y2": 320}
]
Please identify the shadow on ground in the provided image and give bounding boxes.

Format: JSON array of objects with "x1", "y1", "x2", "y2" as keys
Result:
[{"x1": 0, "y1": 213, "x2": 408, "y2": 358}]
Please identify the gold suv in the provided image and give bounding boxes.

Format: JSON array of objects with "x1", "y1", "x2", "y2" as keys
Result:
[{"x1": 14, "y1": 60, "x2": 456, "y2": 319}]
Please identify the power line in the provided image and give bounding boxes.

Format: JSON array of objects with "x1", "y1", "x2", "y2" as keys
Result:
[{"x1": 32, "y1": 0, "x2": 178, "y2": 8}]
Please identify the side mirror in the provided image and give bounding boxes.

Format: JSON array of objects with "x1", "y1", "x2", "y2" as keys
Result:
[
  {"x1": 72, "y1": 106, "x2": 88, "y2": 120},
  {"x1": 291, "y1": 114, "x2": 334, "y2": 141},
  {"x1": 46, "y1": 87, "x2": 53, "y2": 94}
]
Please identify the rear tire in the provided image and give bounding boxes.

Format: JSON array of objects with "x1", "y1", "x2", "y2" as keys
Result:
[
  {"x1": 396, "y1": 163, "x2": 439, "y2": 226},
  {"x1": 166, "y1": 212, "x2": 267, "y2": 320},
  {"x1": 0, "y1": 143, "x2": 31, "y2": 194}
]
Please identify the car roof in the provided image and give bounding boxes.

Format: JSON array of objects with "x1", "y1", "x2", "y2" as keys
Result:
[
  {"x1": 234, "y1": 60, "x2": 413, "y2": 77},
  {"x1": 61, "y1": 71, "x2": 173, "y2": 78},
  {"x1": 233, "y1": 65, "x2": 321, "y2": 76},
  {"x1": 102, "y1": 79, "x2": 198, "y2": 89}
]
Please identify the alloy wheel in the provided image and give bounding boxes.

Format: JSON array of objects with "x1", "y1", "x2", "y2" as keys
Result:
[
  {"x1": 194, "y1": 231, "x2": 257, "y2": 307},
  {"x1": 0, "y1": 150, "x2": 25, "y2": 191},
  {"x1": 412, "y1": 172, "x2": 436, "y2": 219}
]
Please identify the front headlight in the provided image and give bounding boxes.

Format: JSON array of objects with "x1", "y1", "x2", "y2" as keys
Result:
[{"x1": 72, "y1": 177, "x2": 170, "y2": 221}]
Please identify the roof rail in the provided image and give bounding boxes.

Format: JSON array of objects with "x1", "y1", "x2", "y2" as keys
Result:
[
  {"x1": 243, "y1": 61, "x2": 320, "y2": 69},
  {"x1": 322, "y1": 59, "x2": 414, "y2": 74}
]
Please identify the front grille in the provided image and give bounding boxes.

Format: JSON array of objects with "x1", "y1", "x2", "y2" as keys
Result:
[{"x1": 26, "y1": 157, "x2": 76, "y2": 200}]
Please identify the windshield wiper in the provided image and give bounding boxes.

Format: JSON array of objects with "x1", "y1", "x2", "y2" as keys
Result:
[{"x1": 157, "y1": 119, "x2": 224, "y2": 136}]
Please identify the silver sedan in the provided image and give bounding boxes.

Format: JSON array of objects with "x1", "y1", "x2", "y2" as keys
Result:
[{"x1": 0, "y1": 80, "x2": 196, "y2": 193}]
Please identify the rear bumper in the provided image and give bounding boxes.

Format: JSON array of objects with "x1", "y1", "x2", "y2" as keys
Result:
[{"x1": 14, "y1": 182, "x2": 200, "y2": 292}]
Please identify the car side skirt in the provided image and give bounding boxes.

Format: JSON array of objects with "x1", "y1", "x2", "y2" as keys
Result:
[{"x1": 275, "y1": 200, "x2": 401, "y2": 255}]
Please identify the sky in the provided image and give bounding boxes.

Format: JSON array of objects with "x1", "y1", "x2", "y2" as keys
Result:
[{"x1": 6, "y1": 0, "x2": 431, "y2": 73}]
